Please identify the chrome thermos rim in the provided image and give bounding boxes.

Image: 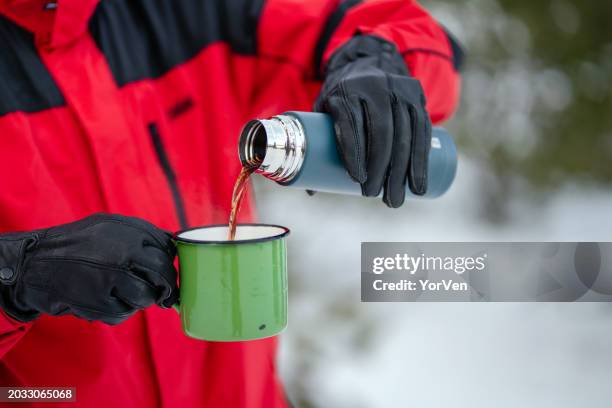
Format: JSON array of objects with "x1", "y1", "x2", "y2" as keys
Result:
[{"x1": 238, "y1": 115, "x2": 306, "y2": 183}]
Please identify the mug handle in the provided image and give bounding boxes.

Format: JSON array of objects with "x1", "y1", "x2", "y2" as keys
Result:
[{"x1": 171, "y1": 237, "x2": 180, "y2": 314}]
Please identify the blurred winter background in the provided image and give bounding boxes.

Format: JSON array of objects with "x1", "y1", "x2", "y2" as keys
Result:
[{"x1": 254, "y1": 1, "x2": 612, "y2": 407}]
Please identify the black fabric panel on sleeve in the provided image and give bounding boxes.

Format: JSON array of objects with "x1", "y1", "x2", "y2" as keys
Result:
[
  {"x1": 442, "y1": 27, "x2": 465, "y2": 72},
  {"x1": 89, "y1": 0, "x2": 265, "y2": 86},
  {"x1": 313, "y1": 0, "x2": 362, "y2": 79},
  {"x1": 0, "y1": 15, "x2": 65, "y2": 117}
]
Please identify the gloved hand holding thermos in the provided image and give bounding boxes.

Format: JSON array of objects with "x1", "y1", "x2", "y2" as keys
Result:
[{"x1": 239, "y1": 35, "x2": 457, "y2": 208}]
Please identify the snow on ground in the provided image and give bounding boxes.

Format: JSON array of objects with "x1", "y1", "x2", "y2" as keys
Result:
[{"x1": 253, "y1": 154, "x2": 612, "y2": 407}]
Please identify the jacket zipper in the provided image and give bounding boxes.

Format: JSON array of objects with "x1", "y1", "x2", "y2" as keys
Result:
[{"x1": 147, "y1": 123, "x2": 188, "y2": 229}]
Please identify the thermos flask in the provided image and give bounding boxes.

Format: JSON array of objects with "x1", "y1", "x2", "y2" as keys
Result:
[{"x1": 238, "y1": 111, "x2": 457, "y2": 198}]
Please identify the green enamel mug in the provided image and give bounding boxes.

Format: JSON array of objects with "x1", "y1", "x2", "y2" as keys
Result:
[{"x1": 173, "y1": 224, "x2": 289, "y2": 341}]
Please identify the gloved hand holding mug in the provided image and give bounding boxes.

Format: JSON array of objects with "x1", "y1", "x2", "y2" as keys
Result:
[
  {"x1": 0, "y1": 214, "x2": 178, "y2": 325},
  {"x1": 315, "y1": 35, "x2": 432, "y2": 208}
]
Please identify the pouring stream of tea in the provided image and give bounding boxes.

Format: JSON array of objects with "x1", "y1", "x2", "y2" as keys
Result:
[{"x1": 227, "y1": 166, "x2": 256, "y2": 240}]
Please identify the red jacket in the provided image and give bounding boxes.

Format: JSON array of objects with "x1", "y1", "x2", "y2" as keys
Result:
[{"x1": 0, "y1": 0, "x2": 461, "y2": 406}]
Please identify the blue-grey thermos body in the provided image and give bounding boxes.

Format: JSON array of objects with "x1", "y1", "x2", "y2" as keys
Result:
[{"x1": 239, "y1": 111, "x2": 457, "y2": 199}]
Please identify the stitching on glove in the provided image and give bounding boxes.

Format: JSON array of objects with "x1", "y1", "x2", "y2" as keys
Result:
[
  {"x1": 338, "y1": 81, "x2": 365, "y2": 182},
  {"x1": 24, "y1": 285, "x2": 136, "y2": 320},
  {"x1": 44, "y1": 217, "x2": 169, "y2": 251}
]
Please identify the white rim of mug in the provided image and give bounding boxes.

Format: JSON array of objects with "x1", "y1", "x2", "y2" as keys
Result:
[{"x1": 174, "y1": 223, "x2": 290, "y2": 245}]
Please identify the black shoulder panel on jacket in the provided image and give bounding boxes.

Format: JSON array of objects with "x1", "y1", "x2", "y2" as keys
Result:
[
  {"x1": 0, "y1": 15, "x2": 65, "y2": 117},
  {"x1": 89, "y1": 0, "x2": 265, "y2": 86},
  {"x1": 443, "y1": 27, "x2": 465, "y2": 72}
]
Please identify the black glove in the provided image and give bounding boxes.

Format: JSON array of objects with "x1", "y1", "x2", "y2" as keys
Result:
[
  {"x1": 315, "y1": 35, "x2": 432, "y2": 208},
  {"x1": 0, "y1": 214, "x2": 178, "y2": 325}
]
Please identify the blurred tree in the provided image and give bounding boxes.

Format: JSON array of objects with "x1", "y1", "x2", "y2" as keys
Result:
[
  {"x1": 424, "y1": 0, "x2": 612, "y2": 220},
  {"x1": 497, "y1": 0, "x2": 612, "y2": 185}
]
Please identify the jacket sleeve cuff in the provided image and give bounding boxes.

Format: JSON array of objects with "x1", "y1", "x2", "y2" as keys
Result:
[{"x1": 318, "y1": 1, "x2": 455, "y2": 74}]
